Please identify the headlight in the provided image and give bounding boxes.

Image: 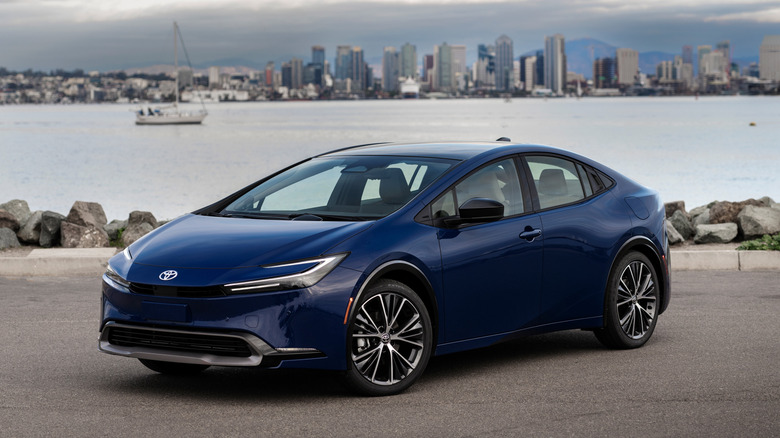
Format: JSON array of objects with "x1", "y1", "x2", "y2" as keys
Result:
[
  {"x1": 105, "y1": 265, "x2": 130, "y2": 289},
  {"x1": 122, "y1": 247, "x2": 132, "y2": 260},
  {"x1": 224, "y1": 253, "x2": 348, "y2": 294}
]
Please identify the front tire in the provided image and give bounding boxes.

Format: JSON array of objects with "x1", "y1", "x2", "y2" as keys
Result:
[
  {"x1": 343, "y1": 280, "x2": 433, "y2": 396},
  {"x1": 595, "y1": 252, "x2": 659, "y2": 349},
  {"x1": 138, "y1": 359, "x2": 210, "y2": 375}
]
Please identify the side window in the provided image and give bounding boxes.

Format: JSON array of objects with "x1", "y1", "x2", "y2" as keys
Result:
[
  {"x1": 526, "y1": 156, "x2": 585, "y2": 209},
  {"x1": 454, "y1": 158, "x2": 525, "y2": 217}
]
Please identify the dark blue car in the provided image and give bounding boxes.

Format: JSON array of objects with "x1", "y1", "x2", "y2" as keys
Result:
[{"x1": 100, "y1": 141, "x2": 670, "y2": 395}]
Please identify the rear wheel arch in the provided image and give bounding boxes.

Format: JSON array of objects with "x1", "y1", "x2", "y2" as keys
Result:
[{"x1": 609, "y1": 236, "x2": 668, "y2": 316}]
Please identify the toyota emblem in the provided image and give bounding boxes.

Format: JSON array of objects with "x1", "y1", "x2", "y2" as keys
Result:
[{"x1": 159, "y1": 270, "x2": 178, "y2": 281}]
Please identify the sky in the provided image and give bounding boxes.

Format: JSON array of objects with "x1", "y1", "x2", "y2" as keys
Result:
[{"x1": 1, "y1": 0, "x2": 779, "y2": 72}]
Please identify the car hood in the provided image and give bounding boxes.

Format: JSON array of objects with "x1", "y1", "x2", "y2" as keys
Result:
[{"x1": 129, "y1": 214, "x2": 373, "y2": 269}]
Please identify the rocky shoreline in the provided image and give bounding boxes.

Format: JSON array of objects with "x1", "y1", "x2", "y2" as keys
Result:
[{"x1": 1, "y1": 197, "x2": 779, "y2": 251}]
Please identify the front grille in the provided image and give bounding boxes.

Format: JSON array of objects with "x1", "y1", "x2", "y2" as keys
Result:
[
  {"x1": 129, "y1": 282, "x2": 226, "y2": 298},
  {"x1": 107, "y1": 326, "x2": 252, "y2": 357}
]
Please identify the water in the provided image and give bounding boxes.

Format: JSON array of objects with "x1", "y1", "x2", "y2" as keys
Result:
[{"x1": 1, "y1": 97, "x2": 778, "y2": 221}]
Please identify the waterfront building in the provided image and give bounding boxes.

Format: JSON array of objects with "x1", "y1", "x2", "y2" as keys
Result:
[
  {"x1": 422, "y1": 54, "x2": 434, "y2": 85},
  {"x1": 291, "y1": 58, "x2": 303, "y2": 90},
  {"x1": 208, "y1": 66, "x2": 220, "y2": 89},
  {"x1": 281, "y1": 62, "x2": 292, "y2": 89},
  {"x1": 400, "y1": 43, "x2": 417, "y2": 79},
  {"x1": 335, "y1": 45, "x2": 352, "y2": 80},
  {"x1": 697, "y1": 45, "x2": 711, "y2": 78},
  {"x1": 615, "y1": 48, "x2": 638, "y2": 86},
  {"x1": 759, "y1": 35, "x2": 780, "y2": 81},
  {"x1": 544, "y1": 34, "x2": 566, "y2": 95},
  {"x1": 264, "y1": 61, "x2": 274, "y2": 88},
  {"x1": 303, "y1": 63, "x2": 323, "y2": 88},
  {"x1": 433, "y1": 43, "x2": 453, "y2": 92},
  {"x1": 382, "y1": 47, "x2": 400, "y2": 92},
  {"x1": 350, "y1": 47, "x2": 366, "y2": 90},
  {"x1": 535, "y1": 50, "x2": 544, "y2": 89},
  {"x1": 495, "y1": 35, "x2": 514, "y2": 91},
  {"x1": 593, "y1": 57, "x2": 615, "y2": 88},
  {"x1": 716, "y1": 41, "x2": 731, "y2": 78},
  {"x1": 523, "y1": 56, "x2": 536, "y2": 91},
  {"x1": 451, "y1": 45, "x2": 467, "y2": 78},
  {"x1": 657, "y1": 61, "x2": 673, "y2": 82},
  {"x1": 674, "y1": 56, "x2": 694, "y2": 90},
  {"x1": 475, "y1": 44, "x2": 495, "y2": 89},
  {"x1": 312, "y1": 46, "x2": 325, "y2": 67},
  {"x1": 682, "y1": 45, "x2": 693, "y2": 65}
]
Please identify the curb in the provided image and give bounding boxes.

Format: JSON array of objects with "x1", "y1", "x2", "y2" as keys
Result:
[{"x1": 1, "y1": 248, "x2": 779, "y2": 277}]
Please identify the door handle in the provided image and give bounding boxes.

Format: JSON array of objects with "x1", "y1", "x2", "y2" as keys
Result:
[{"x1": 519, "y1": 228, "x2": 542, "y2": 242}]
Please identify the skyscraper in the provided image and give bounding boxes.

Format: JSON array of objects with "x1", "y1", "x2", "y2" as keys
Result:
[
  {"x1": 716, "y1": 40, "x2": 731, "y2": 77},
  {"x1": 351, "y1": 47, "x2": 365, "y2": 90},
  {"x1": 475, "y1": 44, "x2": 495, "y2": 89},
  {"x1": 423, "y1": 54, "x2": 434, "y2": 84},
  {"x1": 697, "y1": 45, "x2": 712, "y2": 78},
  {"x1": 759, "y1": 35, "x2": 780, "y2": 81},
  {"x1": 312, "y1": 46, "x2": 325, "y2": 66},
  {"x1": 544, "y1": 34, "x2": 566, "y2": 95},
  {"x1": 522, "y1": 56, "x2": 536, "y2": 91},
  {"x1": 290, "y1": 58, "x2": 303, "y2": 90},
  {"x1": 208, "y1": 66, "x2": 221, "y2": 89},
  {"x1": 495, "y1": 35, "x2": 514, "y2": 91},
  {"x1": 434, "y1": 43, "x2": 453, "y2": 91},
  {"x1": 264, "y1": 61, "x2": 274, "y2": 88},
  {"x1": 382, "y1": 47, "x2": 400, "y2": 92},
  {"x1": 335, "y1": 45, "x2": 352, "y2": 80},
  {"x1": 535, "y1": 50, "x2": 544, "y2": 89},
  {"x1": 593, "y1": 57, "x2": 615, "y2": 88},
  {"x1": 615, "y1": 48, "x2": 638, "y2": 86},
  {"x1": 400, "y1": 43, "x2": 417, "y2": 79},
  {"x1": 682, "y1": 45, "x2": 693, "y2": 65}
]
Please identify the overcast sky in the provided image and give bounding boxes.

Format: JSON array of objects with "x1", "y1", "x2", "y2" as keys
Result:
[{"x1": 1, "y1": 0, "x2": 779, "y2": 71}]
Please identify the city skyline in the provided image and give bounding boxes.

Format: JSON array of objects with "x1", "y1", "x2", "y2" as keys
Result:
[{"x1": 2, "y1": 0, "x2": 779, "y2": 72}]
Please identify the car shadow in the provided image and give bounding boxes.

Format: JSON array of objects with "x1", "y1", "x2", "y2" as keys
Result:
[{"x1": 95, "y1": 330, "x2": 606, "y2": 400}]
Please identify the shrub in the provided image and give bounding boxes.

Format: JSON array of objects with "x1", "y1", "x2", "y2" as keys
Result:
[{"x1": 737, "y1": 234, "x2": 780, "y2": 251}]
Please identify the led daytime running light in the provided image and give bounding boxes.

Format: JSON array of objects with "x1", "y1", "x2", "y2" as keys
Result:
[{"x1": 224, "y1": 253, "x2": 348, "y2": 293}]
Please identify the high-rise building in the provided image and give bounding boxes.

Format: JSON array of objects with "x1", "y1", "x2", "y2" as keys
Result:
[
  {"x1": 593, "y1": 57, "x2": 615, "y2": 88},
  {"x1": 208, "y1": 66, "x2": 220, "y2": 89},
  {"x1": 716, "y1": 40, "x2": 731, "y2": 77},
  {"x1": 290, "y1": 58, "x2": 303, "y2": 90},
  {"x1": 351, "y1": 47, "x2": 365, "y2": 90},
  {"x1": 522, "y1": 56, "x2": 536, "y2": 91},
  {"x1": 400, "y1": 43, "x2": 417, "y2": 79},
  {"x1": 495, "y1": 35, "x2": 514, "y2": 91},
  {"x1": 335, "y1": 45, "x2": 352, "y2": 80},
  {"x1": 451, "y1": 45, "x2": 467, "y2": 75},
  {"x1": 312, "y1": 46, "x2": 325, "y2": 67},
  {"x1": 433, "y1": 43, "x2": 453, "y2": 91},
  {"x1": 423, "y1": 54, "x2": 434, "y2": 84},
  {"x1": 615, "y1": 48, "x2": 638, "y2": 85},
  {"x1": 682, "y1": 45, "x2": 693, "y2": 65},
  {"x1": 281, "y1": 62, "x2": 292, "y2": 88},
  {"x1": 535, "y1": 50, "x2": 544, "y2": 89},
  {"x1": 544, "y1": 34, "x2": 566, "y2": 95},
  {"x1": 382, "y1": 47, "x2": 400, "y2": 92},
  {"x1": 475, "y1": 44, "x2": 495, "y2": 89},
  {"x1": 697, "y1": 45, "x2": 712, "y2": 78},
  {"x1": 759, "y1": 35, "x2": 780, "y2": 80},
  {"x1": 264, "y1": 61, "x2": 274, "y2": 88}
]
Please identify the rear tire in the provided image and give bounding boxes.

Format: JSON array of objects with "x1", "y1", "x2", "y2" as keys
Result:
[
  {"x1": 595, "y1": 252, "x2": 659, "y2": 349},
  {"x1": 343, "y1": 280, "x2": 433, "y2": 396},
  {"x1": 138, "y1": 359, "x2": 210, "y2": 375}
]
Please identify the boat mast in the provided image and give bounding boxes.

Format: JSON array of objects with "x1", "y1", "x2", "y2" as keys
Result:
[{"x1": 174, "y1": 21, "x2": 179, "y2": 109}]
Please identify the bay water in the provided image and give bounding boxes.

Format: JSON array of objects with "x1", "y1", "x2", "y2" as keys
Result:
[{"x1": 1, "y1": 96, "x2": 778, "y2": 221}]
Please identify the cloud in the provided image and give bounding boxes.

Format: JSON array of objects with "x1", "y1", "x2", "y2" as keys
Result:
[{"x1": 0, "y1": 0, "x2": 776, "y2": 71}]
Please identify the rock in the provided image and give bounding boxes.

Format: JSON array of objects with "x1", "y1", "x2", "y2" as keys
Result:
[
  {"x1": 664, "y1": 201, "x2": 686, "y2": 219},
  {"x1": 17, "y1": 210, "x2": 43, "y2": 244},
  {"x1": 0, "y1": 228, "x2": 21, "y2": 249},
  {"x1": 0, "y1": 199, "x2": 31, "y2": 225},
  {"x1": 40, "y1": 211, "x2": 65, "y2": 248},
  {"x1": 669, "y1": 210, "x2": 694, "y2": 240},
  {"x1": 666, "y1": 220, "x2": 684, "y2": 245},
  {"x1": 60, "y1": 222, "x2": 109, "y2": 248},
  {"x1": 709, "y1": 199, "x2": 763, "y2": 224},
  {"x1": 694, "y1": 223, "x2": 738, "y2": 244},
  {"x1": 689, "y1": 205, "x2": 708, "y2": 219},
  {"x1": 738, "y1": 206, "x2": 780, "y2": 239},
  {"x1": 0, "y1": 209, "x2": 20, "y2": 231},
  {"x1": 121, "y1": 211, "x2": 158, "y2": 247},
  {"x1": 758, "y1": 196, "x2": 775, "y2": 207},
  {"x1": 66, "y1": 201, "x2": 108, "y2": 229},
  {"x1": 693, "y1": 209, "x2": 710, "y2": 226},
  {"x1": 104, "y1": 219, "x2": 128, "y2": 242}
]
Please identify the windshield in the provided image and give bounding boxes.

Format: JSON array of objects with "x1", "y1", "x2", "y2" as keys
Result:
[{"x1": 220, "y1": 156, "x2": 456, "y2": 220}]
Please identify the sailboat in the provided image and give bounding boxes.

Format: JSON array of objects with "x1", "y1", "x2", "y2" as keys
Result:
[{"x1": 136, "y1": 22, "x2": 207, "y2": 125}]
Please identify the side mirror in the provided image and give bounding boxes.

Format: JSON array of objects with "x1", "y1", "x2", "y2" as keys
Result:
[{"x1": 443, "y1": 198, "x2": 504, "y2": 227}]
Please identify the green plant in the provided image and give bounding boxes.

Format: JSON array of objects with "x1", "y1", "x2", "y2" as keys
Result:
[{"x1": 737, "y1": 234, "x2": 780, "y2": 251}]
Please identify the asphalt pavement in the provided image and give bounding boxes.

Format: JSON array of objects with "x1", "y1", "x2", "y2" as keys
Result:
[{"x1": 0, "y1": 271, "x2": 778, "y2": 437}]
